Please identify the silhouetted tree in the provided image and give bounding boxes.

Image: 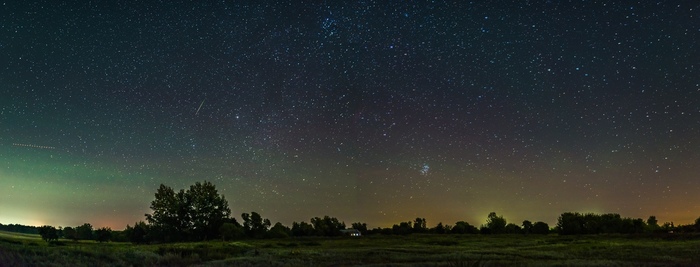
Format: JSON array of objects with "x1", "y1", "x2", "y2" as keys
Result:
[
  {"x1": 695, "y1": 217, "x2": 700, "y2": 232},
  {"x1": 76, "y1": 223, "x2": 93, "y2": 240},
  {"x1": 124, "y1": 221, "x2": 149, "y2": 244},
  {"x1": 646, "y1": 216, "x2": 658, "y2": 228},
  {"x1": 173, "y1": 189, "x2": 192, "y2": 237},
  {"x1": 56, "y1": 227, "x2": 63, "y2": 239},
  {"x1": 485, "y1": 212, "x2": 507, "y2": 234},
  {"x1": 188, "y1": 181, "x2": 231, "y2": 240},
  {"x1": 392, "y1": 221, "x2": 412, "y2": 235},
  {"x1": 599, "y1": 213, "x2": 622, "y2": 233},
  {"x1": 646, "y1": 216, "x2": 659, "y2": 232},
  {"x1": 558, "y1": 212, "x2": 647, "y2": 235},
  {"x1": 532, "y1": 221, "x2": 550, "y2": 235},
  {"x1": 311, "y1": 216, "x2": 345, "y2": 236},
  {"x1": 522, "y1": 220, "x2": 533, "y2": 234},
  {"x1": 620, "y1": 218, "x2": 645, "y2": 234},
  {"x1": 413, "y1": 218, "x2": 427, "y2": 233},
  {"x1": 145, "y1": 184, "x2": 183, "y2": 241},
  {"x1": 557, "y1": 212, "x2": 584, "y2": 235},
  {"x1": 94, "y1": 227, "x2": 112, "y2": 242},
  {"x1": 145, "y1": 181, "x2": 231, "y2": 242},
  {"x1": 63, "y1": 226, "x2": 77, "y2": 241},
  {"x1": 443, "y1": 224, "x2": 452, "y2": 233},
  {"x1": 582, "y1": 213, "x2": 601, "y2": 234},
  {"x1": 451, "y1": 221, "x2": 479, "y2": 234},
  {"x1": 291, "y1": 221, "x2": 315, "y2": 236},
  {"x1": 38, "y1": 225, "x2": 58, "y2": 243},
  {"x1": 432, "y1": 222, "x2": 447, "y2": 234},
  {"x1": 267, "y1": 222, "x2": 291, "y2": 238},
  {"x1": 242, "y1": 212, "x2": 271, "y2": 238}
]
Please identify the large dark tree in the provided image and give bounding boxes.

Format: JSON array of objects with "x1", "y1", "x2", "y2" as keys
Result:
[
  {"x1": 532, "y1": 221, "x2": 550, "y2": 235},
  {"x1": 188, "y1": 181, "x2": 231, "y2": 240},
  {"x1": 145, "y1": 181, "x2": 231, "y2": 242},
  {"x1": 174, "y1": 189, "x2": 193, "y2": 236},
  {"x1": 557, "y1": 212, "x2": 584, "y2": 235},
  {"x1": 484, "y1": 212, "x2": 507, "y2": 234},
  {"x1": 451, "y1": 221, "x2": 479, "y2": 234},
  {"x1": 94, "y1": 227, "x2": 112, "y2": 242},
  {"x1": 63, "y1": 226, "x2": 77, "y2": 241},
  {"x1": 38, "y1": 225, "x2": 58, "y2": 243},
  {"x1": 646, "y1": 216, "x2": 659, "y2": 232},
  {"x1": 145, "y1": 184, "x2": 182, "y2": 241},
  {"x1": 76, "y1": 223, "x2": 93, "y2": 240}
]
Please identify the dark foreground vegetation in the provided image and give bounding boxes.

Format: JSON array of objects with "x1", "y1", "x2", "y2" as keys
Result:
[
  {"x1": 2, "y1": 230, "x2": 700, "y2": 266},
  {"x1": 3, "y1": 181, "x2": 700, "y2": 266}
]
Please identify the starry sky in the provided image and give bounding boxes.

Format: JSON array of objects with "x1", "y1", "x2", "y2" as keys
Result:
[{"x1": 1, "y1": 1, "x2": 699, "y2": 230}]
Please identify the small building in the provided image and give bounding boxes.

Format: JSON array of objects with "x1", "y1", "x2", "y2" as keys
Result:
[{"x1": 340, "y1": 229, "x2": 361, "y2": 237}]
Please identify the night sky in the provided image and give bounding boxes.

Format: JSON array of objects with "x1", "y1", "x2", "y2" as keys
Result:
[{"x1": 1, "y1": 1, "x2": 699, "y2": 230}]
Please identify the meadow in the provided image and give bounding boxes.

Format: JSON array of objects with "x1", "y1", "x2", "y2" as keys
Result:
[{"x1": 1, "y1": 230, "x2": 699, "y2": 266}]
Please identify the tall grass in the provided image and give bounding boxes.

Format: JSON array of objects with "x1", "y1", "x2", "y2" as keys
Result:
[{"x1": 1, "y1": 231, "x2": 699, "y2": 266}]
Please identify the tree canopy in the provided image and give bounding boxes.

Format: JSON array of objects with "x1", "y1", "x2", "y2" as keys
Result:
[
  {"x1": 38, "y1": 225, "x2": 58, "y2": 243},
  {"x1": 557, "y1": 212, "x2": 646, "y2": 235},
  {"x1": 76, "y1": 223, "x2": 93, "y2": 240},
  {"x1": 95, "y1": 227, "x2": 112, "y2": 242},
  {"x1": 483, "y1": 212, "x2": 507, "y2": 234},
  {"x1": 145, "y1": 181, "x2": 231, "y2": 241}
]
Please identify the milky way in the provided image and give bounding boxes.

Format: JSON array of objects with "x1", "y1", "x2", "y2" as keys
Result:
[{"x1": 1, "y1": 1, "x2": 699, "y2": 229}]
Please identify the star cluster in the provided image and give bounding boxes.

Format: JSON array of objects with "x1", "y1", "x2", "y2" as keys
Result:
[{"x1": 1, "y1": 1, "x2": 699, "y2": 229}]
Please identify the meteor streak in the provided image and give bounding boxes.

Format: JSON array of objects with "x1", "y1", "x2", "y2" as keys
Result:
[
  {"x1": 12, "y1": 143, "x2": 55, "y2": 150},
  {"x1": 195, "y1": 99, "x2": 205, "y2": 115}
]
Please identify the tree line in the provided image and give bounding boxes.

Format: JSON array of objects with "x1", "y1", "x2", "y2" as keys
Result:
[
  {"x1": 36, "y1": 223, "x2": 112, "y2": 243},
  {"x1": 31, "y1": 181, "x2": 700, "y2": 243},
  {"x1": 555, "y1": 212, "x2": 688, "y2": 235},
  {"x1": 0, "y1": 223, "x2": 39, "y2": 234}
]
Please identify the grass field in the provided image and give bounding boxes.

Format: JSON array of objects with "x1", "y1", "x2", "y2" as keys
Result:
[{"x1": 1, "y1": 230, "x2": 699, "y2": 266}]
